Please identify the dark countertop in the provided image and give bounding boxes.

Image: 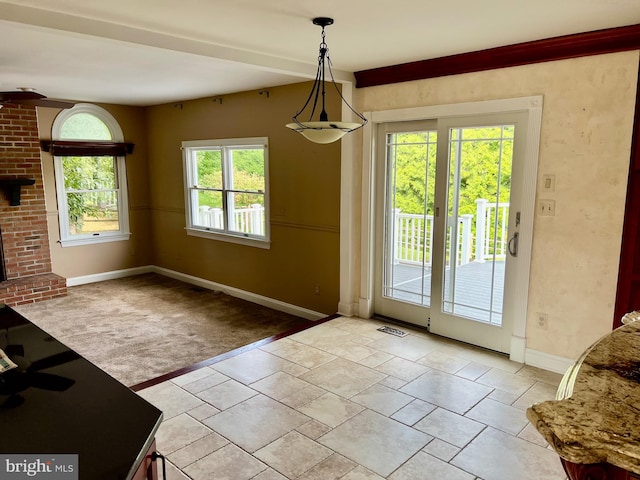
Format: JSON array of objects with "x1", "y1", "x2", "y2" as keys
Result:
[
  {"x1": 0, "y1": 305, "x2": 162, "y2": 479},
  {"x1": 526, "y1": 321, "x2": 640, "y2": 474}
]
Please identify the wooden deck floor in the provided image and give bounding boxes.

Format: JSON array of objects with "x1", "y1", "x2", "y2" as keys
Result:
[{"x1": 386, "y1": 261, "x2": 505, "y2": 324}]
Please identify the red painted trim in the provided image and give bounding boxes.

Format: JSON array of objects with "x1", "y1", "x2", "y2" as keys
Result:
[
  {"x1": 355, "y1": 24, "x2": 640, "y2": 88},
  {"x1": 613, "y1": 57, "x2": 640, "y2": 329},
  {"x1": 130, "y1": 313, "x2": 341, "y2": 391}
]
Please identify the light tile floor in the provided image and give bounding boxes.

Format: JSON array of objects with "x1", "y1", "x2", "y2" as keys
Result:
[{"x1": 137, "y1": 316, "x2": 568, "y2": 480}]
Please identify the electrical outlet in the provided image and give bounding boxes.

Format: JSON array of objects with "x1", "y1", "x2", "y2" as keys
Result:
[
  {"x1": 537, "y1": 313, "x2": 548, "y2": 330},
  {"x1": 314, "y1": 284, "x2": 321, "y2": 295},
  {"x1": 538, "y1": 199, "x2": 555, "y2": 216}
]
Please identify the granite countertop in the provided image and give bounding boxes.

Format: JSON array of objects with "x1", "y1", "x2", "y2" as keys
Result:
[
  {"x1": 526, "y1": 321, "x2": 640, "y2": 474},
  {"x1": 0, "y1": 305, "x2": 163, "y2": 479}
]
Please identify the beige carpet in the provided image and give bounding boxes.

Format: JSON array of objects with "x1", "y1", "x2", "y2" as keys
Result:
[{"x1": 15, "y1": 273, "x2": 311, "y2": 387}]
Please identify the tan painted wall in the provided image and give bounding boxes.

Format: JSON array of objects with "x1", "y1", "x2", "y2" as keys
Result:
[
  {"x1": 145, "y1": 83, "x2": 341, "y2": 314},
  {"x1": 38, "y1": 104, "x2": 152, "y2": 278},
  {"x1": 355, "y1": 51, "x2": 639, "y2": 360}
]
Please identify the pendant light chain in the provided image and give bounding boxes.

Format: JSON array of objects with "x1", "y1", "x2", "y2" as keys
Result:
[
  {"x1": 285, "y1": 17, "x2": 368, "y2": 144},
  {"x1": 319, "y1": 25, "x2": 328, "y2": 122}
]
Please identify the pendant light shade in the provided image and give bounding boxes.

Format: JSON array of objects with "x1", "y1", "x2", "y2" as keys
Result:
[{"x1": 286, "y1": 17, "x2": 367, "y2": 144}]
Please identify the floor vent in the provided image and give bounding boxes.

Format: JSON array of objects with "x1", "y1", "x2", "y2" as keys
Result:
[{"x1": 377, "y1": 326, "x2": 408, "y2": 337}]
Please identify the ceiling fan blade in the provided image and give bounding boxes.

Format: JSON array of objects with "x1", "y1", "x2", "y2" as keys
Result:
[
  {"x1": 0, "y1": 91, "x2": 46, "y2": 102},
  {"x1": 1, "y1": 394, "x2": 25, "y2": 409},
  {"x1": 4, "y1": 344, "x2": 25, "y2": 357},
  {"x1": 27, "y1": 350, "x2": 81, "y2": 372},
  {"x1": 28, "y1": 372, "x2": 75, "y2": 391},
  {"x1": 0, "y1": 91, "x2": 75, "y2": 109},
  {"x1": 12, "y1": 98, "x2": 75, "y2": 109}
]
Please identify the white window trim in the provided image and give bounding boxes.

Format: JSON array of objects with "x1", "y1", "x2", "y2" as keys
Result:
[
  {"x1": 52, "y1": 104, "x2": 131, "y2": 247},
  {"x1": 182, "y1": 137, "x2": 271, "y2": 249}
]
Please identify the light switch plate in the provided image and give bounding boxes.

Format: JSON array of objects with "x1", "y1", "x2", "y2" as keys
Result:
[{"x1": 542, "y1": 174, "x2": 555, "y2": 192}]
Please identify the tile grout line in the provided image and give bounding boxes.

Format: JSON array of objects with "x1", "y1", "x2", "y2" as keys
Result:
[{"x1": 141, "y1": 317, "x2": 565, "y2": 480}]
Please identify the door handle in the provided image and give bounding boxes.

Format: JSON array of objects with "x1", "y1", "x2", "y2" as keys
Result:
[{"x1": 508, "y1": 232, "x2": 519, "y2": 257}]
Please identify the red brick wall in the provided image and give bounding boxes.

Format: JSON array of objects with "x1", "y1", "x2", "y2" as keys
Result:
[{"x1": 0, "y1": 104, "x2": 66, "y2": 305}]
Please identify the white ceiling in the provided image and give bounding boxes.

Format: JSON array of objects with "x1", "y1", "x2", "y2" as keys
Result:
[{"x1": 1, "y1": 0, "x2": 639, "y2": 106}]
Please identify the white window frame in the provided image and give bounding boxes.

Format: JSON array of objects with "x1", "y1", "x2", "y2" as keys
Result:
[
  {"x1": 182, "y1": 137, "x2": 270, "y2": 249},
  {"x1": 52, "y1": 103, "x2": 131, "y2": 247}
]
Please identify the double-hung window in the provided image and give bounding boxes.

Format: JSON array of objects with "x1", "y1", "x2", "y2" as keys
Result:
[
  {"x1": 182, "y1": 137, "x2": 270, "y2": 248},
  {"x1": 52, "y1": 104, "x2": 130, "y2": 247}
]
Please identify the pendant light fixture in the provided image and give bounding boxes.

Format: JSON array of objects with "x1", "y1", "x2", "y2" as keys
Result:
[{"x1": 286, "y1": 17, "x2": 367, "y2": 144}]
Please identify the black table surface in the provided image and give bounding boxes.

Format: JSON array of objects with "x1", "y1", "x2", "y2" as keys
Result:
[{"x1": 0, "y1": 305, "x2": 162, "y2": 479}]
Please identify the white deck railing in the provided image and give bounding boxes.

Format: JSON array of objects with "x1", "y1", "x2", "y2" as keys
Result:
[
  {"x1": 196, "y1": 199, "x2": 507, "y2": 266},
  {"x1": 475, "y1": 199, "x2": 510, "y2": 263},
  {"x1": 393, "y1": 200, "x2": 509, "y2": 266},
  {"x1": 197, "y1": 204, "x2": 264, "y2": 235}
]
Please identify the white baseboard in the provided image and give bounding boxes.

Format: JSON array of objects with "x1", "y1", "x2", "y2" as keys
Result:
[
  {"x1": 68, "y1": 267, "x2": 573, "y2": 371},
  {"x1": 152, "y1": 267, "x2": 326, "y2": 321},
  {"x1": 67, "y1": 265, "x2": 327, "y2": 321},
  {"x1": 525, "y1": 348, "x2": 574, "y2": 374},
  {"x1": 66, "y1": 266, "x2": 154, "y2": 286}
]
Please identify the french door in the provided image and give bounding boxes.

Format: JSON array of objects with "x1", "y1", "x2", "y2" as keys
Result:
[{"x1": 374, "y1": 112, "x2": 528, "y2": 353}]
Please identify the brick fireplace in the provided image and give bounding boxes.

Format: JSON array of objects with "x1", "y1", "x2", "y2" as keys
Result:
[{"x1": 0, "y1": 104, "x2": 66, "y2": 306}]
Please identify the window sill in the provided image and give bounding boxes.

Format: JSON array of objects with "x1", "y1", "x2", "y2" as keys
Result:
[
  {"x1": 186, "y1": 227, "x2": 271, "y2": 249},
  {"x1": 59, "y1": 233, "x2": 131, "y2": 248}
]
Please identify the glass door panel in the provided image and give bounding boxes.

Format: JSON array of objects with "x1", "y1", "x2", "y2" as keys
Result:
[
  {"x1": 429, "y1": 113, "x2": 526, "y2": 353},
  {"x1": 383, "y1": 130, "x2": 437, "y2": 306},
  {"x1": 374, "y1": 120, "x2": 436, "y2": 326},
  {"x1": 442, "y1": 125, "x2": 513, "y2": 325}
]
